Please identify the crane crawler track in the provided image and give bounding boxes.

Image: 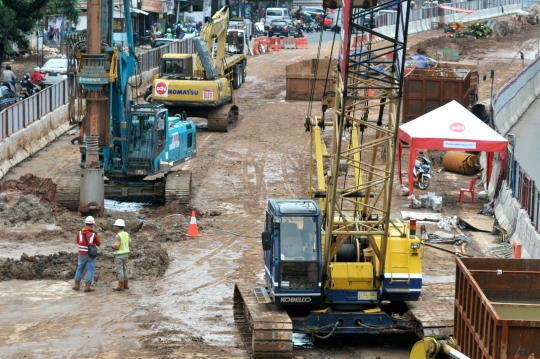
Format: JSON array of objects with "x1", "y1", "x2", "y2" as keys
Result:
[
  {"x1": 165, "y1": 170, "x2": 192, "y2": 204},
  {"x1": 233, "y1": 283, "x2": 293, "y2": 359}
]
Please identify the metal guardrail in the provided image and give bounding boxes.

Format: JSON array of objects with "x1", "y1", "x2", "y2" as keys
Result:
[
  {"x1": 0, "y1": 37, "x2": 195, "y2": 142},
  {"x1": 0, "y1": 80, "x2": 69, "y2": 141},
  {"x1": 375, "y1": 0, "x2": 522, "y2": 27}
]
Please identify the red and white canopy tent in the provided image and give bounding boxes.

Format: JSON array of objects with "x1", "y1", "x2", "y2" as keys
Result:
[{"x1": 397, "y1": 101, "x2": 508, "y2": 194}]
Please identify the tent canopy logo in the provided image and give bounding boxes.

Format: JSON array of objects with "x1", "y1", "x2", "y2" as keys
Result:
[{"x1": 450, "y1": 123, "x2": 465, "y2": 132}]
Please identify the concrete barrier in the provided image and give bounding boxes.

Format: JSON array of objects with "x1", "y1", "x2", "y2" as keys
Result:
[
  {"x1": 492, "y1": 180, "x2": 540, "y2": 259},
  {"x1": 0, "y1": 66, "x2": 159, "y2": 181}
]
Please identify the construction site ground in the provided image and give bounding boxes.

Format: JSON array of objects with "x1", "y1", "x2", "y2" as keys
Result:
[{"x1": 0, "y1": 23, "x2": 535, "y2": 358}]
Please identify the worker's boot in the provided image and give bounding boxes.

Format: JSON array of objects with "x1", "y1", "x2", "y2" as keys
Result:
[
  {"x1": 113, "y1": 281, "x2": 124, "y2": 291},
  {"x1": 72, "y1": 280, "x2": 80, "y2": 291},
  {"x1": 83, "y1": 282, "x2": 95, "y2": 292},
  {"x1": 123, "y1": 280, "x2": 129, "y2": 290}
]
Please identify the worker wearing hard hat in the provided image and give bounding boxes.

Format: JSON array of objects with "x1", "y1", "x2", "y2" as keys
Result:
[
  {"x1": 111, "y1": 219, "x2": 132, "y2": 291},
  {"x1": 73, "y1": 216, "x2": 102, "y2": 292}
]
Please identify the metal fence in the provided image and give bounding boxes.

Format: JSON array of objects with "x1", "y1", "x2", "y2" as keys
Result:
[
  {"x1": 502, "y1": 149, "x2": 540, "y2": 230},
  {"x1": 0, "y1": 37, "x2": 195, "y2": 142},
  {"x1": 137, "y1": 38, "x2": 195, "y2": 73},
  {"x1": 0, "y1": 80, "x2": 69, "y2": 141},
  {"x1": 376, "y1": 0, "x2": 522, "y2": 27}
]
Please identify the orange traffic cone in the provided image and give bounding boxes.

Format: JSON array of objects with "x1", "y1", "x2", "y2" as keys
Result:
[
  {"x1": 187, "y1": 210, "x2": 201, "y2": 237},
  {"x1": 367, "y1": 87, "x2": 373, "y2": 97},
  {"x1": 274, "y1": 39, "x2": 279, "y2": 52}
]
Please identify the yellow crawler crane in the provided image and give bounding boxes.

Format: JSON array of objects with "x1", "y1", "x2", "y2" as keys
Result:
[{"x1": 231, "y1": 0, "x2": 461, "y2": 358}]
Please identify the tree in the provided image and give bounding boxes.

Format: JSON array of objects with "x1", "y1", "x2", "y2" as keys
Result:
[
  {"x1": 46, "y1": 0, "x2": 80, "y2": 25},
  {"x1": 0, "y1": 0, "x2": 48, "y2": 67}
]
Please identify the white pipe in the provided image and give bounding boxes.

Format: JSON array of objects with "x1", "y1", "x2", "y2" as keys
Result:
[{"x1": 448, "y1": 348, "x2": 471, "y2": 359}]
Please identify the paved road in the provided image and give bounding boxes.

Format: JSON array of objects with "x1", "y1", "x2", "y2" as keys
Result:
[{"x1": 506, "y1": 96, "x2": 540, "y2": 183}]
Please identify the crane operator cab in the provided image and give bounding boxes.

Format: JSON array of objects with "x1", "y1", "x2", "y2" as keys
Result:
[{"x1": 262, "y1": 199, "x2": 323, "y2": 306}]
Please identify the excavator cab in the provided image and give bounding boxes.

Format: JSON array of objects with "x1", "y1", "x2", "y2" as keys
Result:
[
  {"x1": 262, "y1": 200, "x2": 323, "y2": 306},
  {"x1": 119, "y1": 103, "x2": 196, "y2": 177},
  {"x1": 159, "y1": 55, "x2": 193, "y2": 79}
]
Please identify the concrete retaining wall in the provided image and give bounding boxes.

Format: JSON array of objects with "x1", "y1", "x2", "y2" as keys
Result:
[
  {"x1": 494, "y1": 180, "x2": 540, "y2": 259},
  {"x1": 0, "y1": 67, "x2": 159, "y2": 181}
]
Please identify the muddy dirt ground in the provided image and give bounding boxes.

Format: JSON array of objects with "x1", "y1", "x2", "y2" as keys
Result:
[{"x1": 0, "y1": 23, "x2": 531, "y2": 358}]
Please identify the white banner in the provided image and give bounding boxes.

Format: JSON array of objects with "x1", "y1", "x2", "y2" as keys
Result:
[{"x1": 443, "y1": 141, "x2": 476, "y2": 149}]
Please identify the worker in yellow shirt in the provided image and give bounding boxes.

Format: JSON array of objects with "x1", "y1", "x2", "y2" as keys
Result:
[{"x1": 111, "y1": 219, "x2": 132, "y2": 291}]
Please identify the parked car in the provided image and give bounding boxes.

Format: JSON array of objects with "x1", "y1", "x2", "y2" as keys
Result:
[
  {"x1": 152, "y1": 38, "x2": 179, "y2": 48},
  {"x1": 265, "y1": 7, "x2": 290, "y2": 24},
  {"x1": 268, "y1": 20, "x2": 299, "y2": 37},
  {"x1": 0, "y1": 84, "x2": 17, "y2": 110},
  {"x1": 40, "y1": 58, "x2": 69, "y2": 87}
]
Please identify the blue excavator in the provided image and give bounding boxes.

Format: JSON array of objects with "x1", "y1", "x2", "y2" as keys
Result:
[{"x1": 59, "y1": 0, "x2": 196, "y2": 215}]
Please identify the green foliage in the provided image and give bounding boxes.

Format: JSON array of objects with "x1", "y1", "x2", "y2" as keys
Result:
[
  {"x1": 47, "y1": 0, "x2": 80, "y2": 24},
  {"x1": 449, "y1": 21, "x2": 493, "y2": 39},
  {"x1": 0, "y1": 0, "x2": 48, "y2": 62}
]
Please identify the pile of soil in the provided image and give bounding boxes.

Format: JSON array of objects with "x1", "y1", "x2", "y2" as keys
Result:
[
  {"x1": 0, "y1": 174, "x2": 63, "y2": 212},
  {"x1": 0, "y1": 194, "x2": 56, "y2": 227},
  {"x1": 143, "y1": 200, "x2": 196, "y2": 219},
  {"x1": 0, "y1": 235, "x2": 169, "y2": 282},
  {"x1": 411, "y1": 37, "x2": 477, "y2": 58},
  {"x1": 153, "y1": 214, "x2": 189, "y2": 242}
]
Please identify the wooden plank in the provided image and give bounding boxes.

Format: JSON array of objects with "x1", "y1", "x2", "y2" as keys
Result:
[
  {"x1": 458, "y1": 215, "x2": 495, "y2": 232},
  {"x1": 401, "y1": 211, "x2": 443, "y2": 222},
  {"x1": 253, "y1": 352, "x2": 293, "y2": 359},
  {"x1": 253, "y1": 322, "x2": 293, "y2": 330},
  {"x1": 253, "y1": 340, "x2": 294, "y2": 352},
  {"x1": 253, "y1": 330, "x2": 293, "y2": 341}
]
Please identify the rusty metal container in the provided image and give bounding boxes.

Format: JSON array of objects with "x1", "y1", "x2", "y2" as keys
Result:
[
  {"x1": 285, "y1": 59, "x2": 337, "y2": 101},
  {"x1": 455, "y1": 258, "x2": 540, "y2": 359},
  {"x1": 402, "y1": 67, "x2": 473, "y2": 123}
]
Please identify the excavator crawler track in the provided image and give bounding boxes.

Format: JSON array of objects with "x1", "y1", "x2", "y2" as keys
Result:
[
  {"x1": 233, "y1": 283, "x2": 293, "y2": 359},
  {"x1": 206, "y1": 104, "x2": 240, "y2": 132},
  {"x1": 57, "y1": 168, "x2": 80, "y2": 211},
  {"x1": 165, "y1": 170, "x2": 192, "y2": 204}
]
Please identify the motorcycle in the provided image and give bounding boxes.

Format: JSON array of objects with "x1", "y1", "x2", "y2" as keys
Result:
[
  {"x1": 413, "y1": 157, "x2": 432, "y2": 190},
  {"x1": 134, "y1": 30, "x2": 153, "y2": 46},
  {"x1": 302, "y1": 23, "x2": 314, "y2": 33},
  {"x1": 18, "y1": 79, "x2": 41, "y2": 100},
  {"x1": 19, "y1": 88, "x2": 33, "y2": 101}
]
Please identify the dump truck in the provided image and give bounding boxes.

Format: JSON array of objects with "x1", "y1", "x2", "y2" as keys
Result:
[{"x1": 147, "y1": 7, "x2": 249, "y2": 132}]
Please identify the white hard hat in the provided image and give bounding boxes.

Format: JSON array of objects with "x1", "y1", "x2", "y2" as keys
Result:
[
  {"x1": 34, "y1": 66, "x2": 40, "y2": 71},
  {"x1": 114, "y1": 219, "x2": 126, "y2": 227},
  {"x1": 85, "y1": 216, "x2": 95, "y2": 224}
]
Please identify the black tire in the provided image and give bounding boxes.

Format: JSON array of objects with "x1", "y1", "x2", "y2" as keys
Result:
[
  {"x1": 418, "y1": 176, "x2": 430, "y2": 190},
  {"x1": 232, "y1": 65, "x2": 241, "y2": 90},
  {"x1": 238, "y1": 66, "x2": 243, "y2": 86},
  {"x1": 241, "y1": 63, "x2": 246, "y2": 83}
]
